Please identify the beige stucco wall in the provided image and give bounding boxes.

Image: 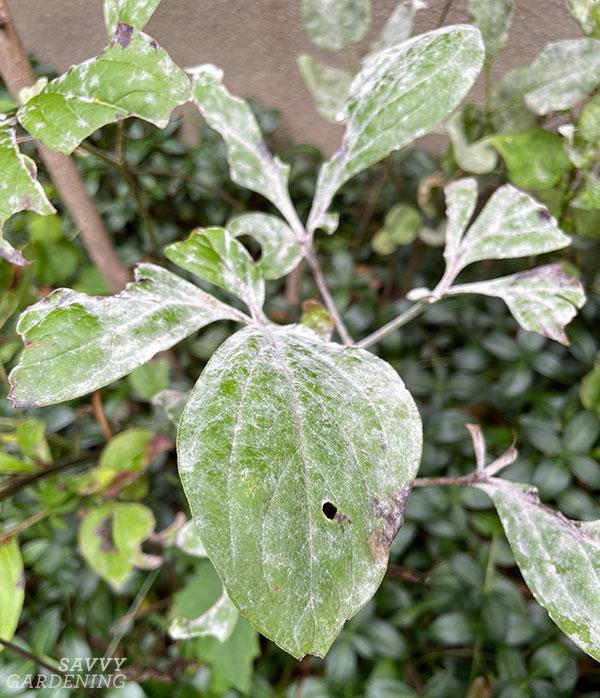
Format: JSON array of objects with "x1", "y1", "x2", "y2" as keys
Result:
[{"x1": 7, "y1": 0, "x2": 581, "y2": 153}]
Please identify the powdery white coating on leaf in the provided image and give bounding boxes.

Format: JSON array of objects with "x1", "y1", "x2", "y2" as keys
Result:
[
  {"x1": 443, "y1": 177, "x2": 478, "y2": 269},
  {"x1": 0, "y1": 538, "x2": 25, "y2": 646},
  {"x1": 227, "y1": 212, "x2": 303, "y2": 280},
  {"x1": 177, "y1": 324, "x2": 422, "y2": 658},
  {"x1": 17, "y1": 28, "x2": 190, "y2": 154},
  {"x1": 452, "y1": 184, "x2": 571, "y2": 273},
  {"x1": 479, "y1": 479, "x2": 600, "y2": 662},
  {"x1": 307, "y1": 25, "x2": 484, "y2": 233},
  {"x1": 371, "y1": 0, "x2": 427, "y2": 52},
  {"x1": 449, "y1": 264, "x2": 586, "y2": 345},
  {"x1": 446, "y1": 110, "x2": 498, "y2": 175},
  {"x1": 190, "y1": 67, "x2": 296, "y2": 225},
  {"x1": 170, "y1": 589, "x2": 239, "y2": 641},
  {"x1": 175, "y1": 520, "x2": 208, "y2": 557},
  {"x1": 104, "y1": 0, "x2": 161, "y2": 36},
  {"x1": 297, "y1": 55, "x2": 353, "y2": 124},
  {"x1": 8, "y1": 263, "x2": 245, "y2": 408},
  {"x1": 301, "y1": 0, "x2": 371, "y2": 51},
  {"x1": 165, "y1": 227, "x2": 265, "y2": 316},
  {"x1": 567, "y1": 0, "x2": 600, "y2": 36},
  {"x1": 467, "y1": 0, "x2": 513, "y2": 66},
  {"x1": 0, "y1": 118, "x2": 55, "y2": 265}
]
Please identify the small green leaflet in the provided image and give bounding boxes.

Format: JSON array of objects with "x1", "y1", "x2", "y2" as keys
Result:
[
  {"x1": 190, "y1": 66, "x2": 298, "y2": 227},
  {"x1": 442, "y1": 180, "x2": 571, "y2": 279},
  {"x1": 165, "y1": 227, "x2": 265, "y2": 316},
  {"x1": 307, "y1": 26, "x2": 484, "y2": 234},
  {"x1": 479, "y1": 479, "x2": 600, "y2": 662},
  {"x1": 371, "y1": 0, "x2": 426, "y2": 52},
  {"x1": 104, "y1": 0, "x2": 162, "y2": 37},
  {"x1": 0, "y1": 118, "x2": 55, "y2": 266},
  {"x1": 297, "y1": 55, "x2": 352, "y2": 123},
  {"x1": 301, "y1": 0, "x2": 371, "y2": 51},
  {"x1": 467, "y1": 0, "x2": 513, "y2": 65},
  {"x1": 490, "y1": 129, "x2": 572, "y2": 190},
  {"x1": 18, "y1": 26, "x2": 190, "y2": 154},
  {"x1": 448, "y1": 264, "x2": 586, "y2": 345},
  {"x1": 567, "y1": 0, "x2": 600, "y2": 37},
  {"x1": 178, "y1": 324, "x2": 422, "y2": 658},
  {"x1": 492, "y1": 39, "x2": 600, "y2": 121},
  {"x1": 0, "y1": 537, "x2": 25, "y2": 647},
  {"x1": 79, "y1": 502, "x2": 160, "y2": 589},
  {"x1": 227, "y1": 213, "x2": 303, "y2": 280},
  {"x1": 8, "y1": 263, "x2": 245, "y2": 408},
  {"x1": 446, "y1": 110, "x2": 497, "y2": 175},
  {"x1": 170, "y1": 589, "x2": 239, "y2": 641}
]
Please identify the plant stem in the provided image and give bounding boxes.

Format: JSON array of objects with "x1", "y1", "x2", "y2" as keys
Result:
[
  {"x1": 0, "y1": 509, "x2": 51, "y2": 543},
  {"x1": 412, "y1": 473, "x2": 487, "y2": 488},
  {"x1": 0, "y1": 638, "x2": 68, "y2": 678},
  {"x1": 0, "y1": 0, "x2": 130, "y2": 292},
  {"x1": 356, "y1": 299, "x2": 430, "y2": 349},
  {"x1": 304, "y1": 247, "x2": 353, "y2": 345}
]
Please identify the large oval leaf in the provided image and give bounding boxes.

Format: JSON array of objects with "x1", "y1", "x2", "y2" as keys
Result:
[{"x1": 178, "y1": 325, "x2": 422, "y2": 658}]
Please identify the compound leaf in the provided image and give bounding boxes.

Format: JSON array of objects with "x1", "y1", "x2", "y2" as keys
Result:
[
  {"x1": 0, "y1": 118, "x2": 55, "y2": 265},
  {"x1": 227, "y1": 212, "x2": 303, "y2": 280},
  {"x1": 18, "y1": 26, "x2": 190, "y2": 154},
  {"x1": 308, "y1": 26, "x2": 484, "y2": 233},
  {"x1": 448, "y1": 264, "x2": 586, "y2": 345},
  {"x1": 301, "y1": 0, "x2": 371, "y2": 51},
  {"x1": 0, "y1": 537, "x2": 25, "y2": 647},
  {"x1": 479, "y1": 479, "x2": 600, "y2": 662},
  {"x1": 190, "y1": 66, "x2": 296, "y2": 223},
  {"x1": 9, "y1": 263, "x2": 245, "y2": 408},
  {"x1": 165, "y1": 227, "x2": 265, "y2": 314},
  {"x1": 104, "y1": 0, "x2": 162, "y2": 36},
  {"x1": 178, "y1": 324, "x2": 422, "y2": 658}
]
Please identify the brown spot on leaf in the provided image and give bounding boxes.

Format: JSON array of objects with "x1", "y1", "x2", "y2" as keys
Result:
[
  {"x1": 368, "y1": 487, "x2": 411, "y2": 562},
  {"x1": 115, "y1": 23, "x2": 134, "y2": 49},
  {"x1": 537, "y1": 208, "x2": 552, "y2": 221},
  {"x1": 334, "y1": 511, "x2": 352, "y2": 532},
  {"x1": 16, "y1": 571, "x2": 26, "y2": 589},
  {"x1": 97, "y1": 514, "x2": 115, "y2": 552}
]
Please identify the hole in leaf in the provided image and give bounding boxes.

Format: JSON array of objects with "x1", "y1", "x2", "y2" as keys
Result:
[{"x1": 322, "y1": 501, "x2": 337, "y2": 520}]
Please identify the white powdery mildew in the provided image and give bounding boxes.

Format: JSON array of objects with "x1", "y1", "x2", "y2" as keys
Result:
[
  {"x1": 8, "y1": 263, "x2": 245, "y2": 408},
  {"x1": 17, "y1": 28, "x2": 190, "y2": 154},
  {"x1": 445, "y1": 110, "x2": 498, "y2": 175},
  {"x1": 301, "y1": 0, "x2": 371, "y2": 52},
  {"x1": 177, "y1": 324, "x2": 422, "y2": 658},
  {"x1": 103, "y1": 0, "x2": 162, "y2": 36},
  {"x1": 227, "y1": 213, "x2": 303, "y2": 280},
  {"x1": 449, "y1": 263, "x2": 586, "y2": 345},
  {"x1": 443, "y1": 177, "x2": 478, "y2": 267},
  {"x1": 0, "y1": 117, "x2": 55, "y2": 265},
  {"x1": 307, "y1": 25, "x2": 484, "y2": 233},
  {"x1": 169, "y1": 590, "x2": 239, "y2": 642},
  {"x1": 467, "y1": 0, "x2": 514, "y2": 66},
  {"x1": 297, "y1": 55, "x2": 352, "y2": 124},
  {"x1": 371, "y1": 0, "x2": 426, "y2": 52},
  {"x1": 480, "y1": 479, "x2": 600, "y2": 661}
]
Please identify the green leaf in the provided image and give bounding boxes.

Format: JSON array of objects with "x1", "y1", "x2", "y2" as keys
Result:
[
  {"x1": 152, "y1": 388, "x2": 188, "y2": 426},
  {"x1": 178, "y1": 325, "x2": 422, "y2": 658},
  {"x1": 372, "y1": 203, "x2": 422, "y2": 255},
  {"x1": 371, "y1": 0, "x2": 427, "y2": 52},
  {"x1": 307, "y1": 26, "x2": 484, "y2": 233},
  {"x1": 0, "y1": 118, "x2": 55, "y2": 266},
  {"x1": 297, "y1": 55, "x2": 352, "y2": 123},
  {"x1": 446, "y1": 110, "x2": 497, "y2": 175},
  {"x1": 448, "y1": 264, "x2": 586, "y2": 345},
  {"x1": 479, "y1": 479, "x2": 600, "y2": 662},
  {"x1": 442, "y1": 181, "x2": 571, "y2": 279},
  {"x1": 489, "y1": 129, "x2": 571, "y2": 190},
  {"x1": 190, "y1": 66, "x2": 297, "y2": 224},
  {"x1": 443, "y1": 177, "x2": 479, "y2": 269},
  {"x1": 16, "y1": 418, "x2": 52, "y2": 464},
  {"x1": 79, "y1": 502, "x2": 158, "y2": 589},
  {"x1": 9, "y1": 263, "x2": 245, "y2": 408},
  {"x1": 104, "y1": 0, "x2": 161, "y2": 36},
  {"x1": 300, "y1": 301, "x2": 335, "y2": 342},
  {"x1": 165, "y1": 227, "x2": 265, "y2": 314},
  {"x1": 567, "y1": 0, "x2": 600, "y2": 37},
  {"x1": 175, "y1": 520, "x2": 208, "y2": 557},
  {"x1": 492, "y1": 39, "x2": 600, "y2": 121},
  {"x1": 301, "y1": 0, "x2": 371, "y2": 51},
  {"x1": 467, "y1": 0, "x2": 513, "y2": 65},
  {"x1": 227, "y1": 212, "x2": 303, "y2": 280},
  {"x1": 127, "y1": 358, "x2": 169, "y2": 401},
  {"x1": 579, "y1": 93, "x2": 600, "y2": 144},
  {"x1": 0, "y1": 453, "x2": 39, "y2": 475},
  {"x1": 18, "y1": 27, "x2": 190, "y2": 154},
  {"x1": 0, "y1": 537, "x2": 25, "y2": 646},
  {"x1": 581, "y1": 359, "x2": 600, "y2": 416},
  {"x1": 170, "y1": 589, "x2": 239, "y2": 641}
]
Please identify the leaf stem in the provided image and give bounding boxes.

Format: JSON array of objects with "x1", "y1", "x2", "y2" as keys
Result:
[
  {"x1": 0, "y1": 638, "x2": 68, "y2": 678},
  {"x1": 304, "y1": 247, "x2": 353, "y2": 345},
  {"x1": 356, "y1": 299, "x2": 430, "y2": 349}
]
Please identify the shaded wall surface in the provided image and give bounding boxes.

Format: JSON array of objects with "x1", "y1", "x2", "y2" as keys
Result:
[{"x1": 7, "y1": 0, "x2": 581, "y2": 153}]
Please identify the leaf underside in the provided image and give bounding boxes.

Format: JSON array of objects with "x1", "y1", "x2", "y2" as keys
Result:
[{"x1": 178, "y1": 325, "x2": 422, "y2": 658}]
